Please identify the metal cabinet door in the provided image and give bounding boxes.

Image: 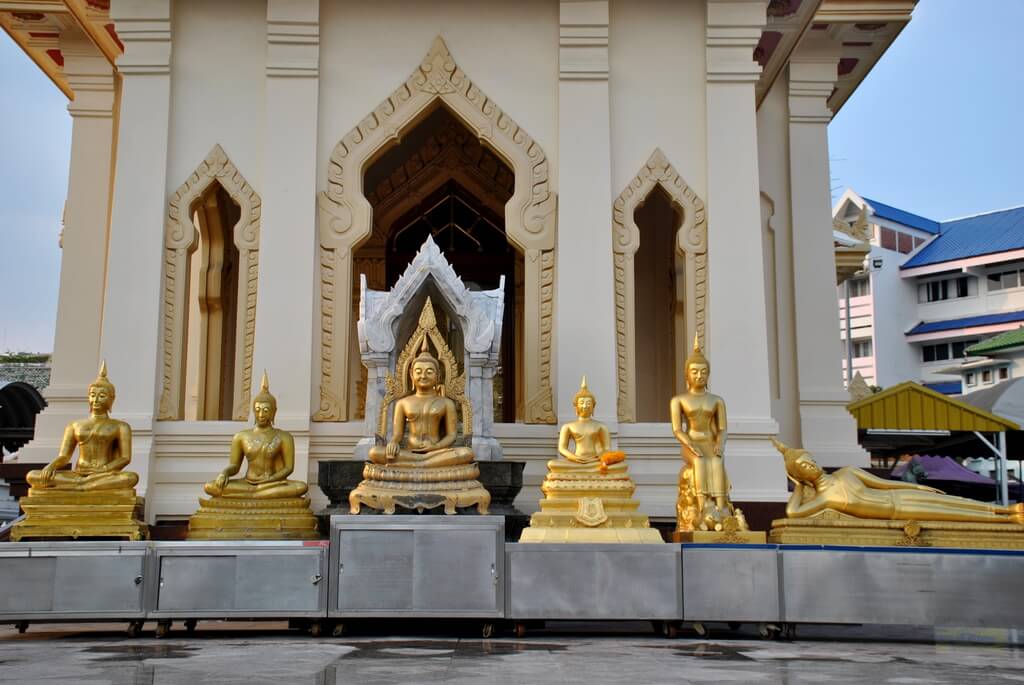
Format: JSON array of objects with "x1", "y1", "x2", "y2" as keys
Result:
[
  {"x1": 336, "y1": 530, "x2": 415, "y2": 612},
  {"x1": 0, "y1": 557, "x2": 56, "y2": 613},
  {"x1": 234, "y1": 552, "x2": 323, "y2": 612},
  {"x1": 157, "y1": 556, "x2": 238, "y2": 612},
  {"x1": 52, "y1": 553, "x2": 146, "y2": 613},
  {"x1": 413, "y1": 528, "x2": 498, "y2": 613}
]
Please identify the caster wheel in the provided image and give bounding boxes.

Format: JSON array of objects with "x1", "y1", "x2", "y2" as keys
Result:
[
  {"x1": 332, "y1": 623, "x2": 346, "y2": 638},
  {"x1": 665, "y1": 623, "x2": 680, "y2": 639},
  {"x1": 309, "y1": 621, "x2": 323, "y2": 637},
  {"x1": 127, "y1": 621, "x2": 144, "y2": 638},
  {"x1": 514, "y1": 623, "x2": 527, "y2": 638},
  {"x1": 184, "y1": 619, "x2": 197, "y2": 634},
  {"x1": 155, "y1": 621, "x2": 171, "y2": 639},
  {"x1": 15, "y1": 622, "x2": 28, "y2": 634},
  {"x1": 482, "y1": 623, "x2": 495, "y2": 639},
  {"x1": 758, "y1": 623, "x2": 781, "y2": 640},
  {"x1": 692, "y1": 622, "x2": 708, "y2": 637}
]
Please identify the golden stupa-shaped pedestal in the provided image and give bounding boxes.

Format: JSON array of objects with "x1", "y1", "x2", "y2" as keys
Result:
[
  {"x1": 12, "y1": 489, "x2": 147, "y2": 542},
  {"x1": 187, "y1": 496, "x2": 319, "y2": 541}
]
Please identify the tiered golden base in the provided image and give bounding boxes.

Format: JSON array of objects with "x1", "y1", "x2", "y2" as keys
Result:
[
  {"x1": 519, "y1": 465, "x2": 663, "y2": 544},
  {"x1": 10, "y1": 488, "x2": 147, "y2": 541},
  {"x1": 769, "y1": 512, "x2": 1024, "y2": 549},
  {"x1": 673, "y1": 530, "x2": 766, "y2": 543},
  {"x1": 187, "y1": 496, "x2": 319, "y2": 540},
  {"x1": 349, "y1": 462, "x2": 491, "y2": 514}
]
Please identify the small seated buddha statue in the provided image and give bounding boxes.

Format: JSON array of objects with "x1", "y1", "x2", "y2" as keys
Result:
[
  {"x1": 12, "y1": 362, "x2": 147, "y2": 541},
  {"x1": 187, "y1": 372, "x2": 318, "y2": 540},
  {"x1": 349, "y1": 298, "x2": 490, "y2": 514},
  {"x1": 670, "y1": 336, "x2": 762, "y2": 542},
  {"x1": 519, "y1": 377, "x2": 662, "y2": 543}
]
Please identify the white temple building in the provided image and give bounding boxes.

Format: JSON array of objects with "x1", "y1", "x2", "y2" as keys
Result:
[{"x1": 2, "y1": 0, "x2": 918, "y2": 521}]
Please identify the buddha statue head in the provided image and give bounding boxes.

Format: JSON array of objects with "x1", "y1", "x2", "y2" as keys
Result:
[
  {"x1": 572, "y1": 376, "x2": 596, "y2": 419},
  {"x1": 252, "y1": 371, "x2": 278, "y2": 427},
  {"x1": 773, "y1": 438, "x2": 823, "y2": 483},
  {"x1": 685, "y1": 334, "x2": 710, "y2": 392},
  {"x1": 410, "y1": 339, "x2": 442, "y2": 394},
  {"x1": 87, "y1": 361, "x2": 116, "y2": 416}
]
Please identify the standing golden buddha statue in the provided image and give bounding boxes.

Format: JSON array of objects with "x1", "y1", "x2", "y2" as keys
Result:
[
  {"x1": 12, "y1": 362, "x2": 147, "y2": 541},
  {"x1": 770, "y1": 440, "x2": 1024, "y2": 548},
  {"x1": 349, "y1": 298, "x2": 490, "y2": 514},
  {"x1": 519, "y1": 377, "x2": 662, "y2": 543},
  {"x1": 670, "y1": 336, "x2": 764, "y2": 543},
  {"x1": 187, "y1": 372, "x2": 318, "y2": 539}
]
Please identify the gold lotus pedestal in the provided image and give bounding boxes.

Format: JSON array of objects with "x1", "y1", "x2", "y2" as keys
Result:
[
  {"x1": 11, "y1": 489, "x2": 147, "y2": 542},
  {"x1": 187, "y1": 496, "x2": 319, "y2": 541},
  {"x1": 769, "y1": 511, "x2": 1024, "y2": 549},
  {"x1": 350, "y1": 463, "x2": 491, "y2": 515}
]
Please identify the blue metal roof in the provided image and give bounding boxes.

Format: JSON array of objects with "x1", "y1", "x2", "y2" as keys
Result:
[
  {"x1": 902, "y1": 206, "x2": 1024, "y2": 269},
  {"x1": 863, "y1": 196, "x2": 941, "y2": 235},
  {"x1": 922, "y1": 381, "x2": 963, "y2": 396},
  {"x1": 907, "y1": 310, "x2": 1024, "y2": 336}
]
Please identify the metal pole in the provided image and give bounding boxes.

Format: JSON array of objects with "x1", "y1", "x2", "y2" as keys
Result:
[
  {"x1": 844, "y1": 279, "x2": 853, "y2": 385},
  {"x1": 999, "y1": 432, "x2": 1009, "y2": 506}
]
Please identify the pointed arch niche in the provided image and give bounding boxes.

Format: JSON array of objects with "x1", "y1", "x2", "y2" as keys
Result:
[
  {"x1": 315, "y1": 36, "x2": 557, "y2": 424},
  {"x1": 158, "y1": 145, "x2": 260, "y2": 422},
  {"x1": 613, "y1": 149, "x2": 707, "y2": 423}
]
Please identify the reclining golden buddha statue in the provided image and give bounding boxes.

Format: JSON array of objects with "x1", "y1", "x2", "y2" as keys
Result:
[
  {"x1": 770, "y1": 439, "x2": 1024, "y2": 548},
  {"x1": 12, "y1": 362, "x2": 147, "y2": 541},
  {"x1": 187, "y1": 372, "x2": 318, "y2": 539},
  {"x1": 349, "y1": 298, "x2": 490, "y2": 515},
  {"x1": 519, "y1": 376, "x2": 662, "y2": 543}
]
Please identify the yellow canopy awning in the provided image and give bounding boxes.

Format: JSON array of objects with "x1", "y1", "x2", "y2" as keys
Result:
[{"x1": 848, "y1": 381, "x2": 1019, "y2": 432}]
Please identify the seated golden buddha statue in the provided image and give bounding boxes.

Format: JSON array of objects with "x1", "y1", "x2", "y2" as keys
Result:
[
  {"x1": 187, "y1": 372, "x2": 318, "y2": 540},
  {"x1": 12, "y1": 362, "x2": 147, "y2": 541},
  {"x1": 349, "y1": 298, "x2": 490, "y2": 515},
  {"x1": 519, "y1": 377, "x2": 662, "y2": 543},
  {"x1": 669, "y1": 336, "x2": 762, "y2": 542},
  {"x1": 770, "y1": 440, "x2": 1024, "y2": 548}
]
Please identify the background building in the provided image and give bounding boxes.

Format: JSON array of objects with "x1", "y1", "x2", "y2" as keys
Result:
[{"x1": 835, "y1": 190, "x2": 1024, "y2": 395}]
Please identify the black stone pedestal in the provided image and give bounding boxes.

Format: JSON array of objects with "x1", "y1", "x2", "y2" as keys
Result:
[{"x1": 317, "y1": 459, "x2": 527, "y2": 540}]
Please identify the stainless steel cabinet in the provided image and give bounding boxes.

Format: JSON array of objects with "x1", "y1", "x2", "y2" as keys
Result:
[
  {"x1": 0, "y1": 542, "x2": 148, "y2": 619},
  {"x1": 330, "y1": 515, "x2": 504, "y2": 617}
]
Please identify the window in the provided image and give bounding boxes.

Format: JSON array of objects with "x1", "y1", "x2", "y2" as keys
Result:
[
  {"x1": 999, "y1": 367, "x2": 1009, "y2": 381},
  {"x1": 988, "y1": 269, "x2": 1021, "y2": 292},
  {"x1": 880, "y1": 227, "x2": 897, "y2": 251},
  {"x1": 848, "y1": 277, "x2": 870, "y2": 298},
  {"x1": 914, "y1": 236, "x2": 926, "y2": 249},
  {"x1": 853, "y1": 340, "x2": 873, "y2": 358},
  {"x1": 919, "y1": 275, "x2": 974, "y2": 303},
  {"x1": 924, "y1": 340, "x2": 978, "y2": 363},
  {"x1": 898, "y1": 232, "x2": 914, "y2": 254},
  {"x1": 950, "y1": 340, "x2": 979, "y2": 358},
  {"x1": 982, "y1": 370, "x2": 993, "y2": 384},
  {"x1": 966, "y1": 372, "x2": 976, "y2": 386}
]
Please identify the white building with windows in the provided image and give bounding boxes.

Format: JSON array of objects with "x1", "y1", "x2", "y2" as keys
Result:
[{"x1": 834, "y1": 189, "x2": 1024, "y2": 395}]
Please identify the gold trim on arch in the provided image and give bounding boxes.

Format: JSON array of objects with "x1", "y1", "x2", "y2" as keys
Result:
[
  {"x1": 158, "y1": 144, "x2": 260, "y2": 422},
  {"x1": 612, "y1": 149, "x2": 707, "y2": 423},
  {"x1": 315, "y1": 36, "x2": 557, "y2": 423}
]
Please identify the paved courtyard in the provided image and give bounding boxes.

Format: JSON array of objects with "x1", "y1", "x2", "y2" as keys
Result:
[{"x1": 1, "y1": 622, "x2": 1022, "y2": 684}]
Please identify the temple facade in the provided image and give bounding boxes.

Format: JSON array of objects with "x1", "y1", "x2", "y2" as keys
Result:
[{"x1": 4, "y1": 0, "x2": 916, "y2": 521}]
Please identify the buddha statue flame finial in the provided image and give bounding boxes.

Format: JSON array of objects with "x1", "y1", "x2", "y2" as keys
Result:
[{"x1": 686, "y1": 333, "x2": 708, "y2": 370}]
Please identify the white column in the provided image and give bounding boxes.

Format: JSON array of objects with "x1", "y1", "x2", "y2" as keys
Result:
[
  {"x1": 705, "y1": 0, "x2": 783, "y2": 501},
  {"x1": 788, "y1": 35, "x2": 867, "y2": 466},
  {"x1": 555, "y1": 0, "x2": 618, "y2": 425},
  {"x1": 251, "y1": 0, "x2": 320, "y2": 483},
  {"x1": 98, "y1": 0, "x2": 173, "y2": 503},
  {"x1": 17, "y1": 31, "x2": 116, "y2": 464}
]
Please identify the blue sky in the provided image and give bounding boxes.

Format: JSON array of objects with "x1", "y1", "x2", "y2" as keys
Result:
[{"x1": 1, "y1": 2, "x2": 1021, "y2": 353}]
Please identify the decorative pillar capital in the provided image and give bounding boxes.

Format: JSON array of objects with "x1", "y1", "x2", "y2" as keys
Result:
[
  {"x1": 60, "y1": 29, "x2": 116, "y2": 118},
  {"x1": 788, "y1": 33, "x2": 841, "y2": 124},
  {"x1": 559, "y1": 0, "x2": 608, "y2": 81},
  {"x1": 706, "y1": 0, "x2": 767, "y2": 83},
  {"x1": 110, "y1": 0, "x2": 171, "y2": 76},
  {"x1": 266, "y1": 0, "x2": 319, "y2": 78}
]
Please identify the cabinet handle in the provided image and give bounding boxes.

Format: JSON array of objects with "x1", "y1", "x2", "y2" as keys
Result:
[
  {"x1": 491, "y1": 563, "x2": 499, "y2": 586},
  {"x1": 134, "y1": 576, "x2": 144, "y2": 586},
  {"x1": 311, "y1": 574, "x2": 322, "y2": 585}
]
